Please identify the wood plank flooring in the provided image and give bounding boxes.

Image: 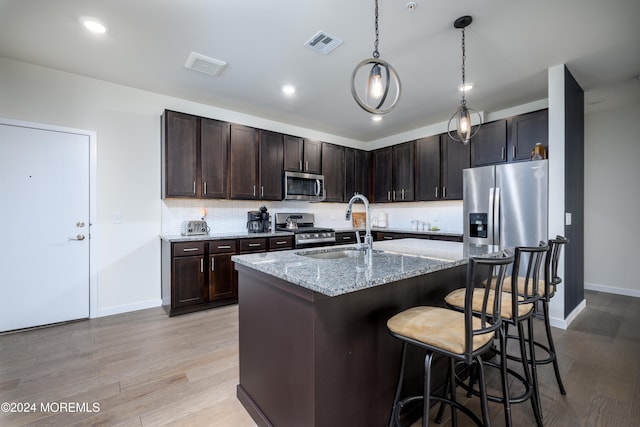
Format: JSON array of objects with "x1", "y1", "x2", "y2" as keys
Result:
[{"x1": 1, "y1": 290, "x2": 638, "y2": 426}]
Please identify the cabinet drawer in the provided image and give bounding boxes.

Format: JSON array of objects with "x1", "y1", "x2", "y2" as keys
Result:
[
  {"x1": 335, "y1": 232, "x2": 357, "y2": 244},
  {"x1": 173, "y1": 241, "x2": 206, "y2": 257},
  {"x1": 240, "y1": 238, "x2": 267, "y2": 253},
  {"x1": 269, "y1": 236, "x2": 293, "y2": 251},
  {"x1": 209, "y1": 239, "x2": 237, "y2": 254}
]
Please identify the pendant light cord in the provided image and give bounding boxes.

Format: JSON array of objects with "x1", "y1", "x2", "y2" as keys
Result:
[
  {"x1": 460, "y1": 26, "x2": 467, "y2": 105},
  {"x1": 373, "y1": 0, "x2": 380, "y2": 59}
]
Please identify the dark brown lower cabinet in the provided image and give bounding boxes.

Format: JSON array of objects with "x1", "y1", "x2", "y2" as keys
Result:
[
  {"x1": 162, "y1": 236, "x2": 293, "y2": 316},
  {"x1": 374, "y1": 231, "x2": 463, "y2": 242},
  {"x1": 208, "y1": 240, "x2": 237, "y2": 302}
]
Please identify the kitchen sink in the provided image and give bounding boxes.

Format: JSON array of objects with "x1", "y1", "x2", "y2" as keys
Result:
[{"x1": 296, "y1": 248, "x2": 369, "y2": 260}]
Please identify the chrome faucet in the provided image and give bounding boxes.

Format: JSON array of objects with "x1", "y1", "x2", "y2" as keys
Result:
[{"x1": 345, "y1": 194, "x2": 373, "y2": 261}]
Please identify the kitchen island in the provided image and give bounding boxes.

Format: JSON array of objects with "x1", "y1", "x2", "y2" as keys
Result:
[{"x1": 232, "y1": 239, "x2": 501, "y2": 427}]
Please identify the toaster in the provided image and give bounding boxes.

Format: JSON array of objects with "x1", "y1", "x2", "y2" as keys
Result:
[{"x1": 181, "y1": 220, "x2": 209, "y2": 236}]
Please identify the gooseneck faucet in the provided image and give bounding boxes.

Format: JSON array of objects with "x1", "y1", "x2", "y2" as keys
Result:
[{"x1": 345, "y1": 194, "x2": 373, "y2": 261}]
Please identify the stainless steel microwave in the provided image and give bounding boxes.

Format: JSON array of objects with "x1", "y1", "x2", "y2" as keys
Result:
[{"x1": 284, "y1": 171, "x2": 326, "y2": 202}]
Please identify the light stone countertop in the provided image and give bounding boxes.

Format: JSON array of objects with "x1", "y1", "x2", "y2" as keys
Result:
[
  {"x1": 232, "y1": 238, "x2": 503, "y2": 297},
  {"x1": 160, "y1": 230, "x2": 293, "y2": 242}
]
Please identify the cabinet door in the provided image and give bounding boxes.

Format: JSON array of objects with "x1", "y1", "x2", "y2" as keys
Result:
[
  {"x1": 354, "y1": 149, "x2": 371, "y2": 199},
  {"x1": 510, "y1": 109, "x2": 548, "y2": 162},
  {"x1": 344, "y1": 148, "x2": 356, "y2": 200},
  {"x1": 208, "y1": 254, "x2": 236, "y2": 301},
  {"x1": 283, "y1": 135, "x2": 303, "y2": 172},
  {"x1": 392, "y1": 141, "x2": 415, "y2": 201},
  {"x1": 172, "y1": 255, "x2": 205, "y2": 308},
  {"x1": 441, "y1": 133, "x2": 469, "y2": 200},
  {"x1": 303, "y1": 139, "x2": 322, "y2": 174},
  {"x1": 373, "y1": 147, "x2": 393, "y2": 202},
  {"x1": 415, "y1": 135, "x2": 441, "y2": 201},
  {"x1": 201, "y1": 118, "x2": 229, "y2": 199},
  {"x1": 322, "y1": 143, "x2": 345, "y2": 202},
  {"x1": 163, "y1": 110, "x2": 198, "y2": 198},
  {"x1": 259, "y1": 130, "x2": 283, "y2": 200},
  {"x1": 470, "y1": 120, "x2": 507, "y2": 166},
  {"x1": 229, "y1": 124, "x2": 258, "y2": 199}
]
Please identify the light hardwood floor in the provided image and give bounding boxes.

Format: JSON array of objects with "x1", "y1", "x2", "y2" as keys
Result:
[{"x1": 1, "y1": 290, "x2": 638, "y2": 426}]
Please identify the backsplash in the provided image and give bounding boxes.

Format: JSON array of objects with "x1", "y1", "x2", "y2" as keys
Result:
[{"x1": 161, "y1": 199, "x2": 463, "y2": 235}]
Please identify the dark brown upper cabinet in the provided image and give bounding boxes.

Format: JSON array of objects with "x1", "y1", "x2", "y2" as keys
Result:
[
  {"x1": 258, "y1": 130, "x2": 284, "y2": 200},
  {"x1": 162, "y1": 110, "x2": 229, "y2": 199},
  {"x1": 470, "y1": 119, "x2": 507, "y2": 167},
  {"x1": 373, "y1": 142, "x2": 415, "y2": 202},
  {"x1": 345, "y1": 148, "x2": 371, "y2": 201},
  {"x1": 321, "y1": 142, "x2": 345, "y2": 202},
  {"x1": 283, "y1": 135, "x2": 322, "y2": 174},
  {"x1": 440, "y1": 133, "x2": 470, "y2": 200},
  {"x1": 229, "y1": 124, "x2": 259, "y2": 199},
  {"x1": 415, "y1": 135, "x2": 441, "y2": 201},
  {"x1": 510, "y1": 109, "x2": 549, "y2": 162}
]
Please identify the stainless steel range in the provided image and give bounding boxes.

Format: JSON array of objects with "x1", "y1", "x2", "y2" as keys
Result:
[{"x1": 274, "y1": 212, "x2": 335, "y2": 248}]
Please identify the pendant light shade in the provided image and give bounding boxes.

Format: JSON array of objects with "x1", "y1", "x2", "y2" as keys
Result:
[
  {"x1": 351, "y1": 0, "x2": 401, "y2": 115},
  {"x1": 447, "y1": 16, "x2": 481, "y2": 145}
]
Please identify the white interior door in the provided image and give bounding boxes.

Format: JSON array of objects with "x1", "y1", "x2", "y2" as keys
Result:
[{"x1": 0, "y1": 122, "x2": 90, "y2": 332}]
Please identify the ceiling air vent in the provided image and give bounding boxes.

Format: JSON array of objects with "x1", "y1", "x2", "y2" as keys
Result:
[
  {"x1": 184, "y1": 52, "x2": 227, "y2": 77},
  {"x1": 304, "y1": 31, "x2": 343, "y2": 55}
]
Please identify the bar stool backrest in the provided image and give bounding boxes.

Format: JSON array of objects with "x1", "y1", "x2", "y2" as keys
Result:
[
  {"x1": 465, "y1": 251, "x2": 514, "y2": 362},
  {"x1": 512, "y1": 242, "x2": 550, "y2": 307},
  {"x1": 545, "y1": 235, "x2": 569, "y2": 299}
]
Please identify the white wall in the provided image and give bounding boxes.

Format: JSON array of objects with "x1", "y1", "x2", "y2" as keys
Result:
[{"x1": 584, "y1": 101, "x2": 640, "y2": 297}]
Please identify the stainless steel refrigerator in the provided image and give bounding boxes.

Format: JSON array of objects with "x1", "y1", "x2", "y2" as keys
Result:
[{"x1": 463, "y1": 160, "x2": 548, "y2": 248}]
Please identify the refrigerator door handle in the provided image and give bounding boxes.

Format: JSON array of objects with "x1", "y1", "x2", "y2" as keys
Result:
[{"x1": 492, "y1": 187, "x2": 501, "y2": 245}]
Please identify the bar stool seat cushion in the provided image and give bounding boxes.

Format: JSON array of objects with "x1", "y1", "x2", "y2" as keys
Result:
[
  {"x1": 387, "y1": 306, "x2": 495, "y2": 355},
  {"x1": 444, "y1": 288, "x2": 534, "y2": 319}
]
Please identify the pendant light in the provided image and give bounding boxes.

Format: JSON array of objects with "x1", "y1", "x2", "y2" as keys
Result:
[
  {"x1": 351, "y1": 0, "x2": 401, "y2": 115},
  {"x1": 447, "y1": 15, "x2": 482, "y2": 144}
]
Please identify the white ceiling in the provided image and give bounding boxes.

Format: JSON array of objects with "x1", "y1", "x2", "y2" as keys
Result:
[{"x1": 1, "y1": 0, "x2": 639, "y2": 142}]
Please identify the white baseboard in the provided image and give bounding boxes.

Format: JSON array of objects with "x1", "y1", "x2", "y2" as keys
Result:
[
  {"x1": 549, "y1": 298, "x2": 586, "y2": 330},
  {"x1": 95, "y1": 298, "x2": 162, "y2": 318},
  {"x1": 584, "y1": 282, "x2": 640, "y2": 298}
]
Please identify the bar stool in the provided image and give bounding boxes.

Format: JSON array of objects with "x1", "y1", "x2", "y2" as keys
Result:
[
  {"x1": 387, "y1": 252, "x2": 514, "y2": 427},
  {"x1": 443, "y1": 243, "x2": 548, "y2": 427}
]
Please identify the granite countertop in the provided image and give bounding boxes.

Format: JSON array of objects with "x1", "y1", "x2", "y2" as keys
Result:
[
  {"x1": 160, "y1": 230, "x2": 293, "y2": 242},
  {"x1": 232, "y1": 238, "x2": 503, "y2": 297},
  {"x1": 333, "y1": 227, "x2": 463, "y2": 238}
]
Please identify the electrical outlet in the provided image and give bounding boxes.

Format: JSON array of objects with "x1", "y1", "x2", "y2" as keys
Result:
[{"x1": 114, "y1": 212, "x2": 122, "y2": 224}]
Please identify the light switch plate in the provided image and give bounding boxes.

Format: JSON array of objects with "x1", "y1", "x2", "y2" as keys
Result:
[{"x1": 565, "y1": 212, "x2": 572, "y2": 226}]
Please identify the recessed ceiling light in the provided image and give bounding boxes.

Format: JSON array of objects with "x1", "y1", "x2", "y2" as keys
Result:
[
  {"x1": 371, "y1": 116, "x2": 382, "y2": 122},
  {"x1": 282, "y1": 85, "x2": 296, "y2": 96},
  {"x1": 80, "y1": 17, "x2": 107, "y2": 34},
  {"x1": 459, "y1": 83, "x2": 473, "y2": 92}
]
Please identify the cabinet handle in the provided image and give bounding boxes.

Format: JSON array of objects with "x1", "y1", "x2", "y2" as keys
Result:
[
  {"x1": 200, "y1": 259, "x2": 204, "y2": 273},
  {"x1": 182, "y1": 248, "x2": 199, "y2": 252},
  {"x1": 393, "y1": 190, "x2": 396, "y2": 201},
  {"x1": 248, "y1": 243, "x2": 261, "y2": 247},
  {"x1": 501, "y1": 147, "x2": 505, "y2": 160},
  {"x1": 387, "y1": 191, "x2": 391, "y2": 201},
  {"x1": 275, "y1": 240, "x2": 288, "y2": 245},
  {"x1": 305, "y1": 160, "x2": 309, "y2": 171},
  {"x1": 512, "y1": 146, "x2": 516, "y2": 159},
  {"x1": 217, "y1": 245, "x2": 231, "y2": 249},
  {"x1": 435, "y1": 187, "x2": 439, "y2": 198},
  {"x1": 401, "y1": 188, "x2": 405, "y2": 200},
  {"x1": 299, "y1": 160, "x2": 303, "y2": 171},
  {"x1": 443, "y1": 187, "x2": 447, "y2": 199},
  {"x1": 253, "y1": 185, "x2": 256, "y2": 197},
  {"x1": 342, "y1": 236, "x2": 351, "y2": 240},
  {"x1": 203, "y1": 181, "x2": 207, "y2": 195},
  {"x1": 193, "y1": 181, "x2": 196, "y2": 195},
  {"x1": 211, "y1": 258, "x2": 215, "y2": 271},
  {"x1": 384, "y1": 236, "x2": 393, "y2": 240},
  {"x1": 261, "y1": 186, "x2": 264, "y2": 198}
]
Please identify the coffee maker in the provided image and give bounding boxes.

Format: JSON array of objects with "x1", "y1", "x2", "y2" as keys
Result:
[{"x1": 247, "y1": 206, "x2": 270, "y2": 233}]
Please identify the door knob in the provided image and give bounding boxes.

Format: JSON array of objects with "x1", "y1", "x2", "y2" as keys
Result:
[
  {"x1": 76, "y1": 221, "x2": 85, "y2": 228},
  {"x1": 68, "y1": 234, "x2": 85, "y2": 241}
]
